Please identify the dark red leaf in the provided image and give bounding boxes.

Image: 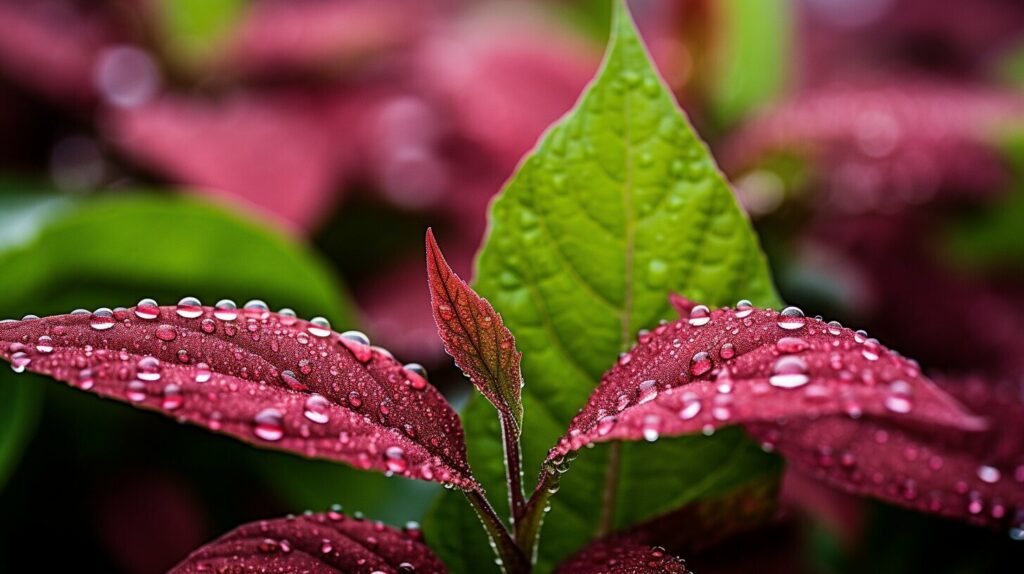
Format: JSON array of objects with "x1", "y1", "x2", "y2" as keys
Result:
[
  {"x1": 547, "y1": 297, "x2": 1007, "y2": 527},
  {"x1": 425, "y1": 229, "x2": 524, "y2": 427},
  {"x1": 552, "y1": 297, "x2": 983, "y2": 457},
  {"x1": 555, "y1": 541, "x2": 689, "y2": 574},
  {"x1": 170, "y1": 511, "x2": 445, "y2": 574},
  {"x1": 0, "y1": 301, "x2": 476, "y2": 489},
  {"x1": 749, "y1": 375, "x2": 1024, "y2": 533}
]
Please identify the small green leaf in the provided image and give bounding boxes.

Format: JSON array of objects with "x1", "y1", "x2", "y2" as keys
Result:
[{"x1": 425, "y1": 2, "x2": 780, "y2": 571}]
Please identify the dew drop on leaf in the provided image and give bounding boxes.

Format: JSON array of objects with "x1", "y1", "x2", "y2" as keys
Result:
[
  {"x1": 769, "y1": 355, "x2": 810, "y2": 389},
  {"x1": 176, "y1": 297, "x2": 203, "y2": 319},
  {"x1": 253, "y1": 408, "x2": 285, "y2": 441},
  {"x1": 687, "y1": 305, "x2": 711, "y2": 327},
  {"x1": 135, "y1": 298, "x2": 159, "y2": 320},
  {"x1": 214, "y1": 299, "x2": 238, "y2": 321},
  {"x1": 777, "y1": 306, "x2": 806, "y2": 331},
  {"x1": 90, "y1": 308, "x2": 115, "y2": 331},
  {"x1": 304, "y1": 394, "x2": 330, "y2": 424},
  {"x1": 308, "y1": 317, "x2": 331, "y2": 338}
]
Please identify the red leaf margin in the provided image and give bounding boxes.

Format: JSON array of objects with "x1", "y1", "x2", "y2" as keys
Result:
[
  {"x1": 0, "y1": 302, "x2": 477, "y2": 489},
  {"x1": 554, "y1": 541, "x2": 689, "y2": 574},
  {"x1": 170, "y1": 511, "x2": 445, "y2": 573}
]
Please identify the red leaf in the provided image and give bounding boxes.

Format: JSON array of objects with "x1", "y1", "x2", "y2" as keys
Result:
[
  {"x1": 547, "y1": 298, "x2": 1003, "y2": 526},
  {"x1": 425, "y1": 229, "x2": 524, "y2": 427},
  {"x1": 0, "y1": 301, "x2": 476, "y2": 489},
  {"x1": 555, "y1": 541, "x2": 689, "y2": 574},
  {"x1": 749, "y1": 375, "x2": 1024, "y2": 532},
  {"x1": 170, "y1": 511, "x2": 445, "y2": 574},
  {"x1": 553, "y1": 297, "x2": 982, "y2": 457}
]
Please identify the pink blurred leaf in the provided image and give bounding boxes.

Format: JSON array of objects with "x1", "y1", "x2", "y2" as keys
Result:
[
  {"x1": 425, "y1": 229, "x2": 523, "y2": 427},
  {"x1": 0, "y1": 302, "x2": 477, "y2": 489},
  {"x1": 170, "y1": 511, "x2": 446, "y2": 573},
  {"x1": 104, "y1": 93, "x2": 350, "y2": 232},
  {"x1": 724, "y1": 82, "x2": 1024, "y2": 213},
  {"x1": 555, "y1": 541, "x2": 689, "y2": 574}
]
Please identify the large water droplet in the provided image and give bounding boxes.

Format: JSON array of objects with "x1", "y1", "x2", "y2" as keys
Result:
[
  {"x1": 776, "y1": 336, "x2": 809, "y2": 354},
  {"x1": 280, "y1": 369, "x2": 306, "y2": 391},
  {"x1": 769, "y1": 356, "x2": 810, "y2": 388},
  {"x1": 155, "y1": 324, "x2": 177, "y2": 341},
  {"x1": 777, "y1": 307, "x2": 806, "y2": 330},
  {"x1": 175, "y1": 297, "x2": 203, "y2": 319},
  {"x1": 161, "y1": 384, "x2": 182, "y2": 410},
  {"x1": 254, "y1": 408, "x2": 285, "y2": 441},
  {"x1": 244, "y1": 300, "x2": 269, "y2": 319},
  {"x1": 304, "y1": 394, "x2": 330, "y2": 424},
  {"x1": 642, "y1": 414, "x2": 661, "y2": 442},
  {"x1": 195, "y1": 362, "x2": 211, "y2": 383},
  {"x1": 688, "y1": 305, "x2": 711, "y2": 327},
  {"x1": 126, "y1": 380, "x2": 147, "y2": 402},
  {"x1": 35, "y1": 336, "x2": 54, "y2": 354},
  {"x1": 214, "y1": 299, "x2": 238, "y2": 321},
  {"x1": 90, "y1": 308, "x2": 116, "y2": 331},
  {"x1": 678, "y1": 392, "x2": 701, "y2": 420},
  {"x1": 137, "y1": 356, "x2": 161, "y2": 381},
  {"x1": 135, "y1": 298, "x2": 159, "y2": 320},
  {"x1": 9, "y1": 352, "x2": 30, "y2": 373},
  {"x1": 404, "y1": 362, "x2": 428, "y2": 380},
  {"x1": 735, "y1": 299, "x2": 754, "y2": 318},
  {"x1": 308, "y1": 317, "x2": 332, "y2": 338},
  {"x1": 597, "y1": 415, "x2": 617, "y2": 436},
  {"x1": 690, "y1": 351, "x2": 713, "y2": 376}
]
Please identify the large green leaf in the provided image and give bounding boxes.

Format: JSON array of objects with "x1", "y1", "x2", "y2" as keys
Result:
[{"x1": 424, "y1": 2, "x2": 780, "y2": 572}]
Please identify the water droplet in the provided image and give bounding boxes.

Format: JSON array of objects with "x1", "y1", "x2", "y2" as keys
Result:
[
  {"x1": 637, "y1": 379, "x2": 659, "y2": 404},
  {"x1": 861, "y1": 338, "x2": 881, "y2": 361},
  {"x1": 404, "y1": 363, "x2": 428, "y2": 379},
  {"x1": 769, "y1": 356, "x2": 810, "y2": 388},
  {"x1": 10, "y1": 352, "x2": 30, "y2": 373},
  {"x1": 777, "y1": 306, "x2": 806, "y2": 330},
  {"x1": 385, "y1": 446, "x2": 407, "y2": 473},
  {"x1": 437, "y1": 303, "x2": 454, "y2": 321},
  {"x1": 347, "y1": 391, "x2": 363, "y2": 408},
  {"x1": 827, "y1": 321, "x2": 843, "y2": 336},
  {"x1": 278, "y1": 308, "x2": 297, "y2": 325},
  {"x1": 884, "y1": 380, "x2": 914, "y2": 413},
  {"x1": 719, "y1": 343, "x2": 735, "y2": 360},
  {"x1": 688, "y1": 305, "x2": 711, "y2": 327},
  {"x1": 195, "y1": 362, "x2": 211, "y2": 383},
  {"x1": 244, "y1": 299, "x2": 269, "y2": 318},
  {"x1": 776, "y1": 336, "x2": 809, "y2": 354},
  {"x1": 90, "y1": 308, "x2": 116, "y2": 331},
  {"x1": 135, "y1": 298, "x2": 159, "y2": 320},
  {"x1": 280, "y1": 369, "x2": 306, "y2": 391},
  {"x1": 642, "y1": 414, "x2": 661, "y2": 442},
  {"x1": 137, "y1": 356, "x2": 161, "y2": 381},
  {"x1": 303, "y1": 394, "x2": 330, "y2": 424},
  {"x1": 214, "y1": 299, "x2": 238, "y2": 321},
  {"x1": 735, "y1": 299, "x2": 754, "y2": 318},
  {"x1": 253, "y1": 408, "x2": 284, "y2": 441},
  {"x1": 175, "y1": 297, "x2": 203, "y2": 319},
  {"x1": 690, "y1": 351, "x2": 713, "y2": 377},
  {"x1": 126, "y1": 380, "x2": 147, "y2": 402},
  {"x1": 161, "y1": 384, "x2": 182, "y2": 410},
  {"x1": 35, "y1": 336, "x2": 53, "y2": 354},
  {"x1": 978, "y1": 465, "x2": 1002, "y2": 484},
  {"x1": 678, "y1": 392, "x2": 701, "y2": 420},
  {"x1": 155, "y1": 324, "x2": 177, "y2": 341},
  {"x1": 308, "y1": 317, "x2": 331, "y2": 338},
  {"x1": 340, "y1": 330, "x2": 372, "y2": 362}
]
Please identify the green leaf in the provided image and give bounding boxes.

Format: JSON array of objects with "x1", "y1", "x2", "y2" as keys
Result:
[{"x1": 424, "y1": 2, "x2": 780, "y2": 571}]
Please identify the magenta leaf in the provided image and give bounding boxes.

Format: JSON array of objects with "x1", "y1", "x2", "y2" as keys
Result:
[
  {"x1": 547, "y1": 297, "x2": 1003, "y2": 526},
  {"x1": 555, "y1": 541, "x2": 689, "y2": 574},
  {"x1": 170, "y1": 511, "x2": 445, "y2": 573},
  {"x1": 425, "y1": 229, "x2": 524, "y2": 428},
  {"x1": 749, "y1": 375, "x2": 1024, "y2": 532},
  {"x1": 0, "y1": 301, "x2": 476, "y2": 489}
]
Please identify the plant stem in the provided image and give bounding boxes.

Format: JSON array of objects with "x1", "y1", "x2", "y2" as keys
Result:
[
  {"x1": 515, "y1": 473, "x2": 555, "y2": 565},
  {"x1": 500, "y1": 413, "x2": 526, "y2": 524},
  {"x1": 596, "y1": 442, "x2": 622, "y2": 537},
  {"x1": 464, "y1": 489, "x2": 530, "y2": 574}
]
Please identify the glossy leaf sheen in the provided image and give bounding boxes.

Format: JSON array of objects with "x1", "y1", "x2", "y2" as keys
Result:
[
  {"x1": 427, "y1": 2, "x2": 780, "y2": 569},
  {"x1": 0, "y1": 305, "x2": 476, "y2": 489},
  {"x1": 426, "y1": 229, "x2": 523, "y2": 426},
  {"x1": 552, "y1": 299, "x2": 983, "y2": 457},
  {"x1": 170, "y1": 512, "x2": 445, "y2": 573}
]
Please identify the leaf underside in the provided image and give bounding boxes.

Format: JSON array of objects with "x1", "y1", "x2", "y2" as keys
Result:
[
  {"x1": 0, "y1": 304, "x2": 476, "y2": 489},
  {"x1": 170, "y1": 511, "x2": 446, "y2": 574}
]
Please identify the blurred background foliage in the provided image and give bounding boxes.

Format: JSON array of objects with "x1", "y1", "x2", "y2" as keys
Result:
[{"x1": 0, "y1": 0, "x2": 1022, "y2": 572}]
